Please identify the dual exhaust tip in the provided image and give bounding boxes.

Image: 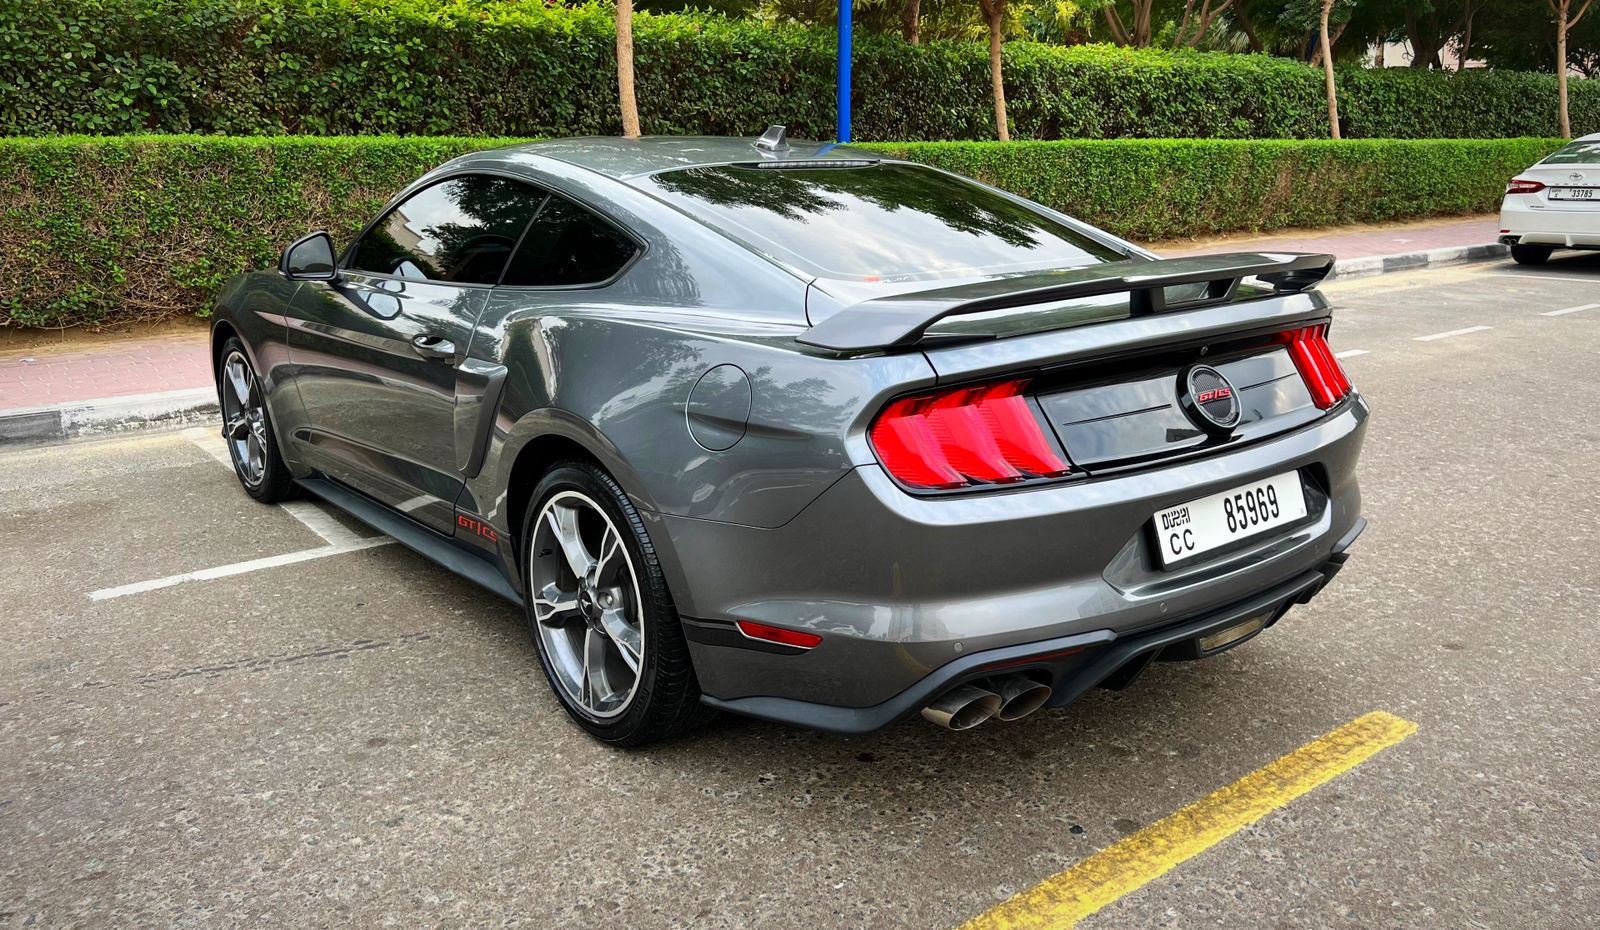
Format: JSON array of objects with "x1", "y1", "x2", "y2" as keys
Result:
[{"x1": 920, "y1": 674, "x2": 1052, "y2": 730}]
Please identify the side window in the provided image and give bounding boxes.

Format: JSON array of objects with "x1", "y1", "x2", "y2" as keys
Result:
[
  {"x1": 351, "y1": 176, "x2": 548, "y2": 285},
  {"x1": 500, "y1": 195, "x2": 639, "y2": 287}
]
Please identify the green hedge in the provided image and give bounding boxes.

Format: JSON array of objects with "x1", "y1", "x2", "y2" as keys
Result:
[
  {"x1": 872, "y1": 138, "x2": 1560, "y2": 240},
  {"x1": 1, "y1": 0, "x2": 1593, "y2": 141},
  {"x1": 0, "y1": 135, "x2": 1562, "y2": 329}
]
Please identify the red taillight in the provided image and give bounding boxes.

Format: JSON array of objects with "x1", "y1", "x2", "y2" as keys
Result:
[
  {"x1": 869, "y1": 379, "x2": 1070, "y2": 489},
  {"x1": 1507, "y1": 178, "x2": 1546, "y2": 195},
  {"x1": 735, "y1": 620, "x2": 822, "y2": 649},
  {"x1": 1281, "y1": 325, "x2": 1352, "y2": 409}
]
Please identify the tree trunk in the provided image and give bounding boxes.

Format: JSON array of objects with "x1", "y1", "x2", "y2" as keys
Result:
[
  {"x1": 1321, "y1": 0, "x2": 1341, "y2": 139},
  {"x1": 616, "y1": 0, "x2": 640, "y2": 139},
  {"x1": 1135, "y1": 0, "x2": 1154, "y2": 46},
  {"x1": 1175, "y1": 0, "x2": 1196, "y2": 47},
  {"x1": 1310, "y1": 20, "x2": 1346, "y2": 68},
  {"x1": 1101, "y1": 6, "x2": 1130, "y2": 46},
  {"x1": 980, "y1": 0, "x2": 1009, "y2": 141},
  {"x1": 902, "y1": 0, "x2": 921, "y2": 45},
  {"x1": 1558, "y1": 15, "x2": 1571, "y2": 137},
  {"x1": 1231, "y1": 0, "x2": 1264, "y2": 53}
]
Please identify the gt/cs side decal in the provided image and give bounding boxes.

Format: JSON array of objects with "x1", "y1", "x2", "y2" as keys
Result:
[{"x1": 457, "y1": 514, "x2": 499, "y2": 543}]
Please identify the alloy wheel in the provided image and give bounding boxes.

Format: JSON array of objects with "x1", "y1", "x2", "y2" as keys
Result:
[
  {"x1": 220, "y1": 350, "x2": 269, "y2": 487},
  {"x1": 529, "y1": 491, "x2": 646, "y2": 719}
]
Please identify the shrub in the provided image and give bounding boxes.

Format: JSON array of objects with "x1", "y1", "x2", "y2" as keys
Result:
[
  {"x1": 1340, "y1": 68, "x2": 1600, "y2": 140},
  {"x1": 0, "y1": 0, "x2": 1591, "y2": 141},
  {"x1": 0, "y1": 135, "x2": 1561, "y2": 330},
  {"x1": 871, "y1": 138, "x2": 1561, "y2": 239}
]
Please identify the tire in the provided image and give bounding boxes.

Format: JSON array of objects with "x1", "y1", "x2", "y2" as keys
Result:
[
  {"x1": 521, "y1": 460, "x2": 715, "y2": 746},
  {"x1": 1511, "y1": 243, "x2": 1553, "y2": 266},
  {"x1": 216, "y1": 337, "x2": 297, "y2": 503}
]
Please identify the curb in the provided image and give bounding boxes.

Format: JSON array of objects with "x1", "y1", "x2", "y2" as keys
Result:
[
  {"x1": 0, "y1": 387, "x2": 218, "y2": 447},
  {"x1": 1327, "y1": 242, "x2": 1508, "y2": 279}
]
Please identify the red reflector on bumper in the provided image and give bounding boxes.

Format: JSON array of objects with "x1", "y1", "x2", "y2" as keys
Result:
[{"x1": 735, "y1": 620, "x2": 822, "y2": 649}]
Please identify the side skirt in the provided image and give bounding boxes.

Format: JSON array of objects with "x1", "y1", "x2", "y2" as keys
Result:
[{"x1": 296, "y1": 476, "x2": 524, "y2": 608}]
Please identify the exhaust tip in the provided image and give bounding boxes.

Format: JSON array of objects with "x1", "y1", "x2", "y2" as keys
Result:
[
  {"x1": 992, "y1": 674, "x2": 1052, "y2": 721},
  {"x1": 920, "y1": 684, "x2": 1002, "y2": 730}
]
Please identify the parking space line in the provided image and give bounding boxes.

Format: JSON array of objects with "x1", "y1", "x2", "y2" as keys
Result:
[
  {"x1": 181, "y1": 427, "x2": 366, "y2": 546},
  {"x1": 88, "y1": 537, "x2": 395, "y2": 602},
  {"x1": 1415, "y1": 325, "x2": 1491, "y2": 342},
  {"x1": 956, "y1": 710, "x2": 1418, "y2": 930},
  {"x1": 1334, "y1": 349, "x2": 1369, "y2": 359},
  {"x1": 1542, "y1": 303, "x2": 1600, "y2": 317}
]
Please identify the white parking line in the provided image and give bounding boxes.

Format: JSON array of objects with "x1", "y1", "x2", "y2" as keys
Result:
[
  {"x1": 182, "y1": 427, "x2": 367, "y2": 546},
  {"x1": 1334, "y1": 349, "x2": 1370, "y2": 359},
  {"x1": 89, "y1": 538, "x2": 395, "y2": 602},
  {"x1": 1542, "y1": 303, "x2": 1600, "y2": 317},
  {"x1": 1415, "y1": 325, "x2": 1492, "y2": 342}
]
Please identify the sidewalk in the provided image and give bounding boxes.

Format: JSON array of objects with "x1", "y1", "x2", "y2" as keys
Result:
[
  {"x1": 0, "y1": 328, "x2": 215, "y2": 443},
  {"x1": 0, "y1": 213, "x2": 1505, "y2": 444},
  {"x1": 1153, "y1": 213, "x2": 1504, "y2": 275}
]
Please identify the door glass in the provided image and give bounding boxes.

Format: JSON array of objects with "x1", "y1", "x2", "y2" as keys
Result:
[
  {"x1": 501, "y1": 195, "x2": 638, "y2": 287},
  {"x1": 351, "y1": 176, "x2": 548, "y2": 284}
]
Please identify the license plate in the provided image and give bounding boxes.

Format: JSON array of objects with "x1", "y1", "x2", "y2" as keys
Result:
[
  {"x1": 1548, "y1": 187, "x2": 1597, "y2": 200},
  {"x1": 1152, "y1": 471, "x2": 1308, "y2": 566}
]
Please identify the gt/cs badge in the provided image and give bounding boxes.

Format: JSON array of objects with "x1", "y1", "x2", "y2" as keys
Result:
[{"x1": 1183, "y1": 365, "x2": 1242, "y2": 432}]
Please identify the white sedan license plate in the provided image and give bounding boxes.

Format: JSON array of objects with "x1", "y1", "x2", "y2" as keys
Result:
[
  {"x1": 1153, "y1": 472, "x2": 1307, "y2": 567},
  {"x1": 1548, "y1": 187, "x2": 1597, "y2": 201}
]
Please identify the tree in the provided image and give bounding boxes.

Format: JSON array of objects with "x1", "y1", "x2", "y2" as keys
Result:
[
  {"x1": 1101, "y1": 0, "x2": 1157, "y2": 46},
  {"x1": 903, "y1": 0, "x2": 922, "y2": 42},
  {"x1": 617, "y1": 0, "x2": 641, "y2": 139},
  {"x1": 978, "y1": 0, "x2": 1011, "y2": 140},
  {"x1": 1319, "y1": 0, "x2": 1340, "y2": 138},
  {"x1": 1548, "y1": 0, "x2": 1596, "y2": 137},
  {"x1": 1174, "y1": 0, "x2": 1235, "y2": 47}
]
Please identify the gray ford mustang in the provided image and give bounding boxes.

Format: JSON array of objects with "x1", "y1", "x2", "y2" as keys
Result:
[{"x1": 211, "y1": 129, "x2": 1367, "y2": 745}]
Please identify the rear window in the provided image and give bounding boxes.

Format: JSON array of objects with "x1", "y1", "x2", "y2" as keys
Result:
[
  {"x1": 640, "y1": 163, "x2": 1122, "y2": 283},
  {"x1": 1541, "y1": 140, "x2": 1600, "y2": 165}
]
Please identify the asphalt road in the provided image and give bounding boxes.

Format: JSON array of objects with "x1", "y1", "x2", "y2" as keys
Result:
[{"x1": 3, "y1": 254, "x2": 1598, "y2": 929}]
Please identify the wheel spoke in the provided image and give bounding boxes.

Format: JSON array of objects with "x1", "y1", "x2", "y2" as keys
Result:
[
  {"x1": 245, "y1": 433, "x2": 263, "y2": 477},
  {"x1": 545, "y1": 503, "x2": 595, "y2": 579},
  {"x1": 225, "y1": 358, "x2": 251, "y2": 406},
  {"x1": 593, "y1": 527, "x2": 623, "y2": 586},
  {"x1": 599, "y1": 606, "x2": 641, "y2": 673},
  {"x1": 223, "y1": 414, "x2": 249, "y2": 440},
  {"x1": 532, "y1": 582, "x2": 579, "y2": 626},
  {"x1": 582, "y1": 627, "x2": 612, "y2": 709}
]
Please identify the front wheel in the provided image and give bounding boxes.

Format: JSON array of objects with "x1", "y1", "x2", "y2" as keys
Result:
[
  {"x1": 216, "y1": 338, "x2": 296, "y2": 502},
  {"x1": 522, "y1": 461, "x2": 714, "y2": 746},
  {"x1": 1511, "y1": 243, "x2": 1553, "y2": 266}
]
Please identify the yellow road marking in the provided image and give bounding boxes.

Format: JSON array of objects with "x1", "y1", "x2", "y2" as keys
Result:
[{"x1": 958, "y1": 710, "x2": 1418, "y2": 930}]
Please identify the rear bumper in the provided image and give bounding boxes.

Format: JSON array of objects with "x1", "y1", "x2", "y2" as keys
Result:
[
  {"x1": 1499, "y1": 199, "x2": 1600, "y2": 248},
  {"x1": 699, "y1": 523, "x2": 1361, "y2": 735},
  {"x1": 658, "y1": 396, "x2": 1368, "y2": 723}
]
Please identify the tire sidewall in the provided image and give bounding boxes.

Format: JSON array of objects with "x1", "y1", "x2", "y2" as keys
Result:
[{"x1": 521, "y1": 463, "x2": 673, "y2": 743}]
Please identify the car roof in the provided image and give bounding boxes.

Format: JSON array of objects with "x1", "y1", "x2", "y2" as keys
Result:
[{"x1": 472, "y1": 135, "x2": 886, "y2": 181}]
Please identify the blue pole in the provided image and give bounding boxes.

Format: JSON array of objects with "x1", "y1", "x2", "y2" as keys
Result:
[{"x1": 837, "y1": 0, "x2": 852, "y2": 143}]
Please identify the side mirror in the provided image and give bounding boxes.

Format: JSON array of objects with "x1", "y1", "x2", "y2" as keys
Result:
[{"x1": 281, "y1": 231, "x2": 339, "y2": 281}]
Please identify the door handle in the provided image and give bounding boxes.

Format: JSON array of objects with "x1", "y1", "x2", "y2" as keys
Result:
[{"x1": 411, "y1": 334, "x2": 456, "y2": 361}]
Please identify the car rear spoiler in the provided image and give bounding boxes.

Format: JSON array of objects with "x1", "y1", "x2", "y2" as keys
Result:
[{"x1": 796, "y1": 252, "x2": 1336, "y2": 352}]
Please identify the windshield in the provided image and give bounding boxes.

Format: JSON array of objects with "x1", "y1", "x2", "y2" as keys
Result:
[
  {"x1": 1541, "y1": 140, "x2": 1600, "y2": 165},
  {"x1": 640, "y1": 163, "x2": 1123, "y2": 283}
]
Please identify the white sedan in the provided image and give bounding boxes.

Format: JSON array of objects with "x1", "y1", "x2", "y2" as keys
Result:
[{"x1": 1500, "y1": 133, "x2": 1600, "y2": 265}]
